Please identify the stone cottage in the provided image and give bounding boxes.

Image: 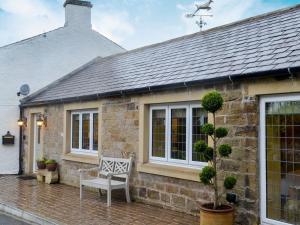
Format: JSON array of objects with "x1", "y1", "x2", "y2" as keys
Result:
[
  {"x1": 0, "y1": 0, "x2": 124, "y2": 174},
  {"x1": 20, "y1": 4, "x2": 300, "y2": 225}
]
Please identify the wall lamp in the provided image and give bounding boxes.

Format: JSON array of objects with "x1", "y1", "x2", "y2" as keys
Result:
[
  {"x1": 17, "y1": 117, "x2": 27, "y2": 127},
  {"x1": 36, "y1": 114, "x2": 47, "y2": 127}
]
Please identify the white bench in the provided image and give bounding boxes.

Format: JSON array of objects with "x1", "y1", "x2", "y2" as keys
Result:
[{"x1": 79, "y1": 155, "x2": 133, "y2": 206}]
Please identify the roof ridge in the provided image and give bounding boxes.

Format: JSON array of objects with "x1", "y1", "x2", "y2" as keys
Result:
[
  {"x1": 97, "y1": 3, "x2": 300, "y2": 62},
  {"x1": 0, "y1": 27, "x2": 64, "y2": 49}
]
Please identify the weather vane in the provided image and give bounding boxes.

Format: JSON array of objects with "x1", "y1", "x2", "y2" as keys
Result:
[{"x1": 185, "y1": 0, "x2": 213, "y2": 31}]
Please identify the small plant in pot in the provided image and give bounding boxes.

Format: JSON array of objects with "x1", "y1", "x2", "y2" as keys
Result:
[
  {"x1": 45, "y1": 159, "x2": 58, "y2": 172},
  {"x1": 36, "y1": 157, "x2": 47, "y2": 170},
  {"x1": 195, "y1": 91, "x2": 237, "y2": 225}
]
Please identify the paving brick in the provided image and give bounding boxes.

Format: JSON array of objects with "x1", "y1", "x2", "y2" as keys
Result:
[{"x1": 0, "y1": 176, "x2": 198, "y2": 225}]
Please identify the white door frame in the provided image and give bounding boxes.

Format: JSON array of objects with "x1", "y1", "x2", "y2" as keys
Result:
[
  {"x1": 33, "y1": 114, "x2": 42, "y2": 172},
  {"x1": 260, "y1": 94, "x2": 300, "y2": 225}
]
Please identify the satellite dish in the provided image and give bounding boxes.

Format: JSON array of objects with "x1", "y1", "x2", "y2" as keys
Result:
[{"x1": 18, "y1": 84, "x2": 30, "y2": 96}]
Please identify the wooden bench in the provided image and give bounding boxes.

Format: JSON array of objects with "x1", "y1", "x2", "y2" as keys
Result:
[
  {"x1": 36, "y1": 169, "x2": 58, "y2": 184},
  {"x1": 79, "y1": 155, "x2": 133, "y2": 206}
]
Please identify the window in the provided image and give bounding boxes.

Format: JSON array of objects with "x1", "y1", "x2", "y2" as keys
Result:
[
  {"x1": 149, "y1": 104, "x2": 208, "y2": 167},
  {"x1": 71, "y1": 110, "x2": 98, "y2": 154}
]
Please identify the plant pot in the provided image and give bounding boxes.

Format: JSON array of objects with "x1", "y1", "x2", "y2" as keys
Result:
[
  {"x1": 46, "y1": 163, "x2": 57, "y2": 171},
  {"x1": 36, "y1": 161, "x2": 46, "y2": 170},
  {"x1": 200, "y1": 203, "x2": 234, "y2": 225}
]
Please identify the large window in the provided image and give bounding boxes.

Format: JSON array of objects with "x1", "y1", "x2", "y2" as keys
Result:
[
  {"x1": 261, "y1": 96, "x2": 300, "y2": 225},
  {"x1": 149, "y1": 104, "x2": 208, "y2": 166},
  {"x1": 71, "y1": 110, "x2": 98, "y2": 154}
]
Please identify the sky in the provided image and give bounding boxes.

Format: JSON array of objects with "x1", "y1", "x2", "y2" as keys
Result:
[{"x1": 0, "y1": 0, "x2": 300, "y2": 50}]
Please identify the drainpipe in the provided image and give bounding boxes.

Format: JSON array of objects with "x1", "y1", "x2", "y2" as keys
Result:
[{"x1": 18, "y1": 106, "x2": 23, "y2": 175}]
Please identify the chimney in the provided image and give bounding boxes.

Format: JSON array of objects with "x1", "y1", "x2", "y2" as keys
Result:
[{"x1": 64, "y1": 0, "x2": 93, "y2": 30}]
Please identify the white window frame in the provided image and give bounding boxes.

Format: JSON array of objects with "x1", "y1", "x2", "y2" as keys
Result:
[
  {"x1": 149, "y1": 103, "x2": 208, "y2": 168},
  {"x1": 189, "y1": 104, "x2": 208, "y2": 167},
  {"x1": 260, "y1": 94, "x2": 300, "y2": 225},
  {"x1": 149, "y1": 106, "x2": 168, "y2": 162},
  {"x1": 71, "y1": 110, "x2": 98, "y2": 155},
  {"x1": 168, "y1": 105, "x2": 189, "y2": 164}
]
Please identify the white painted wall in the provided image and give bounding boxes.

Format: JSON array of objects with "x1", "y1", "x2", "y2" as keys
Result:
[{"x1": 0, "y1": 2, "x2": 125, "y2": 174}]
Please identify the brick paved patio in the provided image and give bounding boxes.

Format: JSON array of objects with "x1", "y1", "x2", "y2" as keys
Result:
[{"x1": 0, "y1": 176, "x2": 199, "y2": 225}]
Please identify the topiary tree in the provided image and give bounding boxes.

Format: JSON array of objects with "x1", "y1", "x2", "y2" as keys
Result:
[{"x1": 195, "y1": 91, "x2": 237, "y2": 210}]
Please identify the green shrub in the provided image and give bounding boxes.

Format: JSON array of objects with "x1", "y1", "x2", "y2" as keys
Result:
[
  {"x1": 199, "y1": 91, "x2": 237, "y2": 209},
  {"x1": 218, "y1": 144, "x2": 232, "y2": 157},
  {"x1": 224, "y1": 176, "x2": 237, "y2": 189},
  {"x1": 36, "y1": 157, "x2": 47, "y2": 163},
  {"x1": 204, "y1": 147, "x2": 213, "y2": 161},
  {"x1": 215, "y1": 127, "x2": 228, "y2": 138},
  {"x1": 200, "y1": 166, "x2": 216, "y2": 185},
  {"x1": 45, "y1": 159, "x2": 56, "y2": 164},
  {"x1": 194, "y1": 140, "x2": 207, "y2": 153},
  {"x1": 201, "y1": 91, "x2": 223, "y2": 113},
  {"x1": 201, "y1": 124, "x2": 215, "y2": 135}
]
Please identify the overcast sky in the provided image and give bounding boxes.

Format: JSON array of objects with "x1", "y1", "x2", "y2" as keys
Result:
[{"x1": 0, "y1": 0, "x2": 299, "y2": 50}]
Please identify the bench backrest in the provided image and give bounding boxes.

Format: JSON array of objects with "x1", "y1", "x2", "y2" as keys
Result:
[{"x1": 99, "y1": 155, "x2": 133, "y2": 180}]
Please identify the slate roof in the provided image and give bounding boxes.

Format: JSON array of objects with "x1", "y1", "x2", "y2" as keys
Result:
[{"x1": 22, "y1": 4, "x2": 300, "y2": 106}]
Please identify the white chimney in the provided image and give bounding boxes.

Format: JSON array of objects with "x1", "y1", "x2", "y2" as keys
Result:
[{"x1": 64, "y1": 0, "x2": 93, "y2": 30}]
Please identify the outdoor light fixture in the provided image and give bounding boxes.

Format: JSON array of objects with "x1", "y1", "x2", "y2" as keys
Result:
[
  {"x1": 36, "y1": 114, "x2": 47, "y2": 127},
  {"x1": 17, "y1": 117, "x2": 27, "y2": 127}
]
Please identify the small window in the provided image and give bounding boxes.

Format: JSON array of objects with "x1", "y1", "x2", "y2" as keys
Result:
[
  {"x1": 71, "y1": 110, "x2": 98, "y2": 154},
  {"x1": 149, "y1": 104, "x2": 208, "y2": 167}
]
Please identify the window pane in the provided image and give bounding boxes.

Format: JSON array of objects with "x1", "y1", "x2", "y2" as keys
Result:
[
  {"x1": 152, "y1": 109, "x2": 166, "y2": 158},
  {"x1": 72, "y1": 114, "x2": 79, "y2": 149},
  {"x1": 266, "y1": 101, "x2": 300, "y2": 224},
  {"x1": 171, "y1": 108, "x2": 186, "y2": 160},
  {"x1": 93, "y1": 113, "x2": 98, "y2": 151},
  {"x1": 192, "y1": 108, "x2": 208, "y2": 162},
  {"x1": 82, "y1": 113, "x2": 90, "y2": 150}
]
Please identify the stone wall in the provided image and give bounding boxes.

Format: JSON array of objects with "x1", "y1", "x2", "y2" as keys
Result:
[{"x1": 23, "y1": 81, "x2": 259, "y2": 225}]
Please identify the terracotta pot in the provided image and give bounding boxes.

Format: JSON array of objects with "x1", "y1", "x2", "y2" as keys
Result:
[
  {"x1": 36, "y1": 161, "x2": 46, "y2": 170},
  {"x1": 200, "y1": 203, "x2": 234, "y2": 225},
  {"x1": 46, "y1": 163, "x2": 57, "y2": 171}
]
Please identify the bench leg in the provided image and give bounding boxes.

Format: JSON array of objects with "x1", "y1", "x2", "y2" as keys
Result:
[
  {"x1": 107, "y1": 189, "x2": 111, "y2": 207},
  {"x1": 80, "y1": 184, "x2": 83, "y2": 200},
  {"x1": 125, "y1": 187, "x2": 131, "y2": 203}
]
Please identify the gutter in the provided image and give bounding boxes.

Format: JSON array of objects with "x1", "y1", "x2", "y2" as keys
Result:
[{"x1": 20, "y1": 66, "x2": 300, "y2": 108}]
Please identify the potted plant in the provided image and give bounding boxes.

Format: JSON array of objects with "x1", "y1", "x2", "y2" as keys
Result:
[
  {"x1": 194, "y1": 91, "x2": 237, "y2": 225},
  {"x1": 36, "y1": 157, "x2": 47, "y2": 170},
  {"x1": 45, "y1": 159, "x2": 58, "y2": 172}
]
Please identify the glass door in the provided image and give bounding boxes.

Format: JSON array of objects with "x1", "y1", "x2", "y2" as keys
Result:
[{"x1": 260, "y1": 95, "x2": 300, "y2": 225}]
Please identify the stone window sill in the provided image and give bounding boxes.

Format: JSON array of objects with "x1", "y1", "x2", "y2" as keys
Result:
[
  {"x1": 137, "y1": 162, "x2": 201, "y2": 182},
  {"x1": 62, "y1": 153, "x2": 99, "y2": 165}
]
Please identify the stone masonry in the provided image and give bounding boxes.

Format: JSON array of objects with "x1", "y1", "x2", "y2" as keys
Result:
[{"x1": 23, "y1": 80, "x2": 260, "y2": 225}]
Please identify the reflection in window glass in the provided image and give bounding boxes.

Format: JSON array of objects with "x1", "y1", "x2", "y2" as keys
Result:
[
  {"x1": 72, "y1": 114, "x2": 79, "y2": 149},
  {"x1": 265, "y1": 101, "x2": 300, "y2": 224},
  {"x1": 93, "y1": 113, "x2": 98, "y2": 150},
  {"x1": 171, "y1": 108, "x2": 186, "y2": 160},
  {"x1": 152, "y1": 109, "x2": 166, "y2": 158},
  {"x1": 192, "y1": 108, "x2": 208, "y2": 162},
  {"x1": 82, "y1": 113, "x2": 90, "y2": 150}
]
